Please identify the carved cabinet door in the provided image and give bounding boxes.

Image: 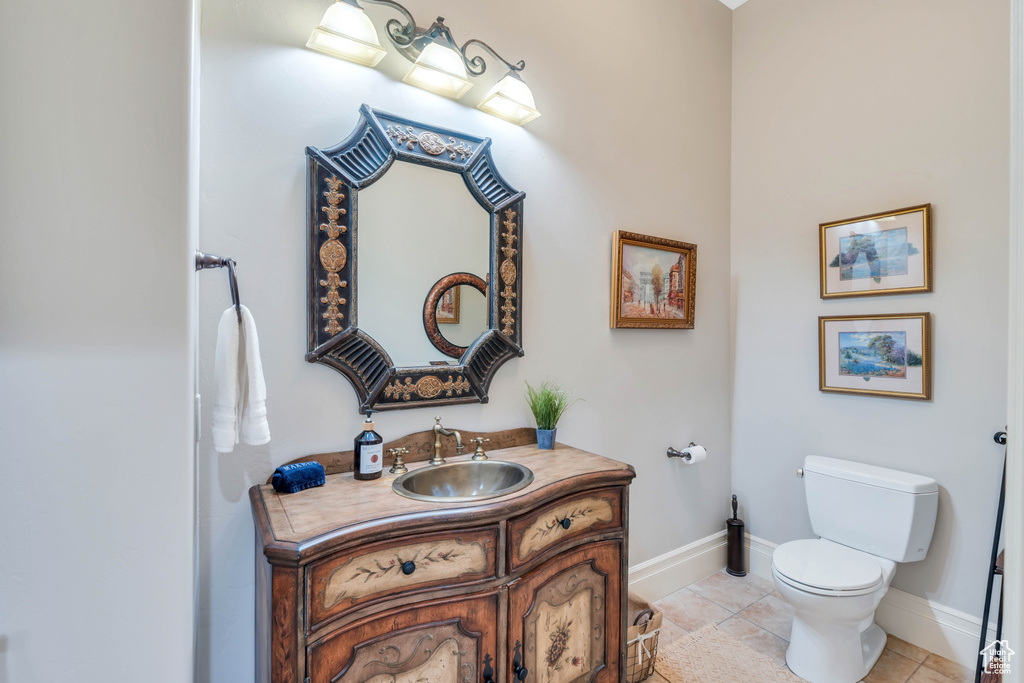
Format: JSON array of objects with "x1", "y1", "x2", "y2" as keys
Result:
[
  {"x1": 308, "y1": 591, "x2": 499, "y2": 683},
  {"x1": 508, "y1": 541, "x2": 622, "y2": 683}
]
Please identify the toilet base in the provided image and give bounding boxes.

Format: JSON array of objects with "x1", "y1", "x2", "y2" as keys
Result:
[{"x1": 786, "y1": 614, "x2": 886, "y2": 683}]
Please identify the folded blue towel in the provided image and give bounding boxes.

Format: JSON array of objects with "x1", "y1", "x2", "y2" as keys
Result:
[{"x1": 271, "y1": 461, "x2": 326, "y2": 494}]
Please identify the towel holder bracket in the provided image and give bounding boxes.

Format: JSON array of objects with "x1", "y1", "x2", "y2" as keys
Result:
[{"x1": 195, "y1": 250, "x2": 242, "y2": 323}]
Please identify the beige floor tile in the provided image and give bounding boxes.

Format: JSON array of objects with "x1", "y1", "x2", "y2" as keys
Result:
[
  {"x1": 653, "y1": 588, "x2": 733, "y2": 632},
  {"x1": 919, "y1": 654, "x2": 972, "y2": 683},
  {"x1": 655, "y1": 617, "x2": 689, "y2": 649},
  {"x1": 717, "y1": 615, "x2": 790, "y2": 668},
  {"x1": 863, "y1": 649, "x2": 920, "y2": 683},
  {"x1": 737, "y1": 592, "x2": 794, "y2": 641},
  {"x1": 688, "y1": 569, "x2": 774, "y2": 612},
  {"x1": 885, "y1": 635, "x2": 929, "y2": 664},
  {"x1": 740, "y1": 571, "x2": 778, "y2": 595},
  {"x1": 907, "y1": 666, "x2": 960, "y2": 683}
]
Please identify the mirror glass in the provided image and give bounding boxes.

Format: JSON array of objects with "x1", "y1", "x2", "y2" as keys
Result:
[
  {"x1": 358, "y1": 162, "x2": 490, "y2": 366},
  {"x1": 436, "y1": 284, "x2": 488, "y2": 349}
]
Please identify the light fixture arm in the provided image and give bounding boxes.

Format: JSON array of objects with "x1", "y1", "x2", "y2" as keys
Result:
[
  {"x1": 459, "y1": 38, "x2": 526, "y2": 77},
  {"x1": 359, "y1": 0, "x2": 418, "y2": 47},
  {"x1": 356, "y1": 0, "x2": 526, "y2": 77}
]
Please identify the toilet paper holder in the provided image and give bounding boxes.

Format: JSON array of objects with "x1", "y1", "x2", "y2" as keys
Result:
[{"x1": 667, "y1": 442, "x2": 704, "y2": 462}]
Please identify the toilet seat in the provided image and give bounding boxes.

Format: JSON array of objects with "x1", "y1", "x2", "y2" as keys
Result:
[{"x1": 773, "y1": 539, "x2": 887, "y2": 596}]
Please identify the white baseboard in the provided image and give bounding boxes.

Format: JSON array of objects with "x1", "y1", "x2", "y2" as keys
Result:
[
  {"x1": 745, "y1": 534, "x2": 996, "y2": 670},
  {"x1": 628, "y1": 531, "x2": 995, "y2": 670},
  {"x1": 747, "y1": 533, "x2": 776, "y2": 580},
  {"x1": 627, "y1": 530, "x2": 727, "y2": 602}
]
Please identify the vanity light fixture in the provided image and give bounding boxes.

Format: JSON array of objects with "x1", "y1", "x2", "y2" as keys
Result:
[
  {"x1": 401, "y1": 19, "x2": 473, "y2": 99},
  {"x1": 477, "y1": 70, "x2": 541, "y2": 125},
  {"x1": 307, "y1": 0, "x2": 388, "y2": 67},
  {"x1": 307, "y1": 0, "x2": 541, "y2": 124}
]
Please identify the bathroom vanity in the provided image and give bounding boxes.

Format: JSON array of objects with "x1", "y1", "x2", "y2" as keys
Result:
[{"x1": 249, "y1": 440, "x2": 635, "y2": 683}]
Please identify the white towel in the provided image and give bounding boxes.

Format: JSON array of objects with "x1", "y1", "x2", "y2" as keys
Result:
[
  {"x1": 212, "y1": 305, "x2": 270, "y2": 453},
  {"x1": 211, "y1": 307, "x2": 240, "y2": 452},
  {"x1": 239, "y1": 305, "x2": 270, "y2": 446}
]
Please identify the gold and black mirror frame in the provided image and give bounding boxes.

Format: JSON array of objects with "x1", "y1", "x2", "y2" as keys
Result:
[{"x1": 304, "y1": 105, "x2": 525, "y2": 412}]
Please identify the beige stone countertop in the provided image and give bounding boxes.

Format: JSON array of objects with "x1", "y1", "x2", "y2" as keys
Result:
[{"x1": 251, "y1": 443, "x2": 635, "y2": 562}]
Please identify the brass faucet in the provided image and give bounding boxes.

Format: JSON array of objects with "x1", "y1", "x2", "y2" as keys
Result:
[{"x1": 431, "y1": 416, "x2": 464, "y2": 466}]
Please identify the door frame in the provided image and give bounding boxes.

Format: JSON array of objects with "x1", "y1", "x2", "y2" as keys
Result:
[{"x1": 1006, "y1": 0, "x2": 1023, "y2": 672}]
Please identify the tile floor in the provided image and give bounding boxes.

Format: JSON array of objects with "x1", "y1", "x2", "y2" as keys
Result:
[{"x1": 644, "y1": 569, "x2": 975, "y2": 683}]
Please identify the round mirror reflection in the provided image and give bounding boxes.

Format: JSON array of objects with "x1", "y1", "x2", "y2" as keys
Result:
[
  {"x1": 358, "y1": 162, "x2": 489, "y2": 366},
  {"x1": 436, "y1": 284, "x2": 487, "y2": 349}
]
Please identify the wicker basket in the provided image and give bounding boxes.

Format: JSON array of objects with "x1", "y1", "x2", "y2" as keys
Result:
[{"x1": 626, "y1": 592, "x2": 663, "y2": 682}]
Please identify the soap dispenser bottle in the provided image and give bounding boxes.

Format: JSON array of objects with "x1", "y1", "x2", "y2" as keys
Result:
[{"x1": 353, "y1": 410, "x2": 383, "y2": 481}]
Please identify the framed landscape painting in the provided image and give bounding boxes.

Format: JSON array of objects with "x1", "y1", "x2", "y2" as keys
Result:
[
  {"x1": 819, "y1": 313, "x2": 931, "y2": 400},
  {"x1": 819, "y1": 204, "x2": 931, "y2": 299},
  {"x1": 436, "y1": 286, "x2": 460, "y2": 324},
  {"x1": 611, "y1": 231, "x2": 696, "y2": 329}
]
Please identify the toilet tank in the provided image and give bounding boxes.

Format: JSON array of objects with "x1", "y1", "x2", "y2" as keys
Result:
[{"x1": 804, "y1": 456, "x2": 938, "y2": 563}]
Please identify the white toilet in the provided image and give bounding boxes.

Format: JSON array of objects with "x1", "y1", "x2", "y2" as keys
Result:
[{"x1": 771, "y1": 456, "x2": 938, "y2": 683}]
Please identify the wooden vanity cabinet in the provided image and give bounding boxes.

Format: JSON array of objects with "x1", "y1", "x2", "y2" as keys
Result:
[{"x1": 250, "y1": 443, "x2": 635, "y2": 683}]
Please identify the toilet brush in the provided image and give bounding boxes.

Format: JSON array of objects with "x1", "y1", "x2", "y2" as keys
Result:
[{"x1": 727, "y1": 495, "x2": 746, "y2": 577}]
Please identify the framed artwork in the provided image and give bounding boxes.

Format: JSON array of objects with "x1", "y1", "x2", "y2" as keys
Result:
[
  {"x1": 819, "y1": 204, "x2": 931, "y2": 299},
  {"x1": 436, "y1": 286, "x2": 460, "y2": 324},
  {"x1": 611, "y1": 231, "x2": 696, "y2": 329},
  {"x1": 819, "y1": 313, "x2": 931, "y2": 400}
]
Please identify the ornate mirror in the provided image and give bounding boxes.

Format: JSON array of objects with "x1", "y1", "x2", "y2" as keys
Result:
[{"x1": 305, "y1": 105, "x2": 525, "y2": 412}]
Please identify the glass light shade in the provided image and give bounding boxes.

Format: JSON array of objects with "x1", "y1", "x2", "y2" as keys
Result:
[
  {"x1": 402, "y1": 42, "x2": 473, "y2": 99},
  {"x1": 307, "y1": 1, "x2": 386, "y2": 67},
  {"x1": 477, "y1": 72, "x2": 541, "y2": 125}
]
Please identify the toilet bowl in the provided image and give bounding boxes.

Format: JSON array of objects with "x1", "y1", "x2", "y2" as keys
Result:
[
  {"x1": 771, "y1": 457, "x2": 938, "y2": 683},
  {"x1": 771, "y1": 539, "x2": 896, "y2": 683}
]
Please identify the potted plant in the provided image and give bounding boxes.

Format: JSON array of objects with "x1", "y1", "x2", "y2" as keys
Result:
[{"x1": 525, "y1": 381, "x2": 581, "y2": 449}]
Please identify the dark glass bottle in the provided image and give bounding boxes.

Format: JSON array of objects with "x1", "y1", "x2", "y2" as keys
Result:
[{"x1": 354, "y1": 411, "x2": 383, "y2": 481}]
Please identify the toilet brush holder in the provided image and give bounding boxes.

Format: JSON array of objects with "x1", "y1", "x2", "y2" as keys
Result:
[{"x1": 726, "y1": 494, "x2": 746, "y2": 577}]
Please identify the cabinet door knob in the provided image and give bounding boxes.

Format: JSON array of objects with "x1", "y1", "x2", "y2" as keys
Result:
[
  {"x1": 559, "y1": 518, "x2": 572, "y2": 530},
  {"x1": 401, "y1": 561, "x2": 416, "y2": 575}
]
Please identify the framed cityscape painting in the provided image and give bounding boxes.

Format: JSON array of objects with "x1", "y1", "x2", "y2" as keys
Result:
[
  {"x1": 819, "y1": 313, "x2": 931, "y2": 400},
  {"x1": 436, "y1": 286, "x2": 460, "y2": 324},
  {"x1": 819, "y1": 204, "x2": 931, "y2": 299},
  {"x1": 611, "y1": 231, "x2": 696, "y2": 329}
]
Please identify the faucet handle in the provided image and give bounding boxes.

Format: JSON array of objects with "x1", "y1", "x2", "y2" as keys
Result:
[
  {"x1": 471, "y1": 437, "x2": 490, "y2": 461},
  {"x1": 434, "y1": 416, "x2": 443, "y2": 425},
  {"x1": 388, "y1": 447, "x2": 410, "y2": 475}
]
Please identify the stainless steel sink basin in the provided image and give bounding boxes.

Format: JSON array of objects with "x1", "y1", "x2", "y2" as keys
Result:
[{"x1": 392, "y1": 460, "x2": 534, "y2": 503}]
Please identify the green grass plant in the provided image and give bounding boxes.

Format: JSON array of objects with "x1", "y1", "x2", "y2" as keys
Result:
[{"x1": 524, "y1": 381, "x2": 581, "y2": 430}]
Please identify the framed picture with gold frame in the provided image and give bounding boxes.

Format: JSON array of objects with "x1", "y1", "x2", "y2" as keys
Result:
[
  {"x1": 436, "y1": 286, "x2": 460, "y2": 324},
  {"x1": 819, "y1": 204, "x2": 931, "y2": 299},
  {"x1": 819, "y1": 313, "x2": 931, "y2": 400},
  {"x1": 611, "y1": 231, "x2": 696, "y2": 329}
]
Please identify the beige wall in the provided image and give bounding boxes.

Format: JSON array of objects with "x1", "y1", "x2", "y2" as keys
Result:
[
  {"x1": 731, "y1": 0, "x2": 1009, "y2": 616},
  {"x1": 197, "y1": 0, "x2": 733, "y2": 679},
  {"x1": 0, "y1": 0, "x2": 197, "y2": 680}
]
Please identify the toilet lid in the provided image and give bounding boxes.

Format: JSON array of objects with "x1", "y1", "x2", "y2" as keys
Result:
[{"x1": 773, "y1": 539, "x2": 883, "y2": 592}]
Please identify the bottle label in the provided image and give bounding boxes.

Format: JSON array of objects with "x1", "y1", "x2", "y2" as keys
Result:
[{"x1": 360, "y1": 443, "x2": 383, "y2": 475}]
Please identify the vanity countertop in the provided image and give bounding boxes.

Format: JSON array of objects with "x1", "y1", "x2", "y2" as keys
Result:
[{"x1": 250, "y1": 443, "x2": 635, "y2": 564}]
